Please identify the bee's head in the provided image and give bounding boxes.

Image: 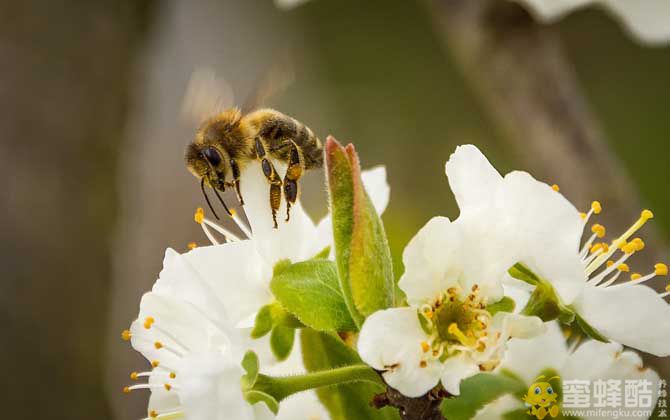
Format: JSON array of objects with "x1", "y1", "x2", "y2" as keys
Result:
[
  {"x1": 185, "y1": 108, "x2": 241, "y2": 190},
  {"x1": 185, "y1": 142, "x2": 231, "y2": 190}
]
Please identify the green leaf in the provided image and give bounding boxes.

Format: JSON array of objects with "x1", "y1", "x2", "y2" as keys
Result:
[
  {"x1": 301, "y1": 329, "x2": 400, "y2": 420},
  {"x1": 573, "y1": 312, "x2": 609, "y2": 343},
  {"x1": 312, "y1": 246, "x2": 331, "y2": 260},
  {"x1": 441, "y1": 373, "x2": 527, "y2": 420},
  {"x1": 487, "y1": 296, "x2": 516, "y2": 316},
  {"x1": 326, "y1": 137, "x2": 394, "y2": 327},
  {"x1": 270, "y1": 325, "x2": 295, "y2": 361},
  {"x1": 271, "y1": 259, "x2": 357, "y2": 332}
]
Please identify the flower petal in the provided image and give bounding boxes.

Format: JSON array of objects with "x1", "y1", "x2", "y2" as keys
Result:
[
  {"x1": 604, "y1": 0, "x2": 670, "y2": 45},
  {"x1": 183, "y1": 242, "x2": 272, "y2": 328},
  {"x1": 361, "y1": 165, "x2": 390, "y2": 215},
  {"x1": 445, "y1": 144, "x2": 502, "y2": 213},
  {"x1": 498, "y1": 171, "x2": 585, "y2": 304},
  {"x1": 499, "y1": 322, "x2": 568, "y2": 385},
  {"x1": 573, "y1": 284, "x2": 670, "y2": 356},
  {"x1": 240, "y1": 160, "x2": 319, "y2": 263},
  {"x1": 398, "y1": 217, "x2": 463, "y2": 306},
  {"x1": 358, "y1": 308, "x2": 441, "y2": 397},
  {"x1": 440, "y1": 353, "x2": 480, "y2": 395},
  {"x1": 512, "y1": 0, "x2": 592, "y2": 22}
]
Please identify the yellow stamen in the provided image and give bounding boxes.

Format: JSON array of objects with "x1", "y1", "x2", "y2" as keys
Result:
[
  {"x1": 169, "y1": 372, "x2": 177, "y2": 379},
  {"x1": 419, "y1": 361, "x2": 427, "y2": 368},
  {"x1": 151, "y1": 360, "x2": 160, "y2": 368},
  {"x1": 121, "y1": 330, "x2": 132, "y2": 341},
  {"x1": 187, "y1": 241, "x2": 197, "y2": 250},
  {"x1": 448, "y1": 323, "x2": 476, "y2": 347},
  {"x1": 123, "y1": 386, "x2": 131, "y2": 394},
  {"x1": 551, "y1": 184, "x2": 560, "y2": 192},
  {"x1": 154, "y1": 341, "x2": 163, "y2": 350},
  {"x1": 150, "y1": 410, "x2": 158, "y2": 418},
  {"x1": 164, "y1": 384, "x2": 172, "y2": 391},
  {"x1": 591, "y1": 201, "x2": 602, "y2": 214},
  {"x1": 632, "y1": 238, "x2": 645, "y2": 251},
  {"x1": 622, "y1": 242, "x2": 637, "y2": 254},
  {"x1": 590, "y1": 243, "x2": 603, "y2": 254},
  {"x1": 144, "y1": 316, "x2": 155, "y2": 330},
  {"x1": 580, "y1": 212, "x2": 587, "y2": 220},
  {"x1": 424, "y1": 309, "x2": 434, "y2": 319},
  {"x1": 631, "y1": 273, "x2": 642, "y2": 281},
  {"x1": 130, "y1": 372, "x2": 138, "y2": 380},
  {"x1": 606, "y1": 260, "x2": 614, "y2": 267},
  {"x1": 617, "y1": 263, "x2": 630, "y2": 272},
  {"x1": 420, "y1": 342, "x2": 430, "y2": 353},
  {"x1": 641, "y1": 209, "x2": 654, "y2": 220},
  {"x1": 591, "y1": 224, "x2": 606, "y2": 238},
  {"x1": 655, "y1": 263, "x2": 668, "y2": 276},
  {"x1": 194, "y1": 207, "x2": 205, "y2": 224}
]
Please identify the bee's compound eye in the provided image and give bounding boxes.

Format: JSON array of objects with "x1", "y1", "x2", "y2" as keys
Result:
[
  {"x1": 535, "y1": 387, "x2": 541, "y2": 395},
  {"x1": 203, "y1": 147, "x2": 222, "y2": 166}
]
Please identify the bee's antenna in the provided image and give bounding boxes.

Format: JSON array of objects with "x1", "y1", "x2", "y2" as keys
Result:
[
  {"x1": 211, "y1": 183, "x2": 233, "y2": 217},
  {"x1": 201, "y1": 178, "x2": 220, "y2": 220}
]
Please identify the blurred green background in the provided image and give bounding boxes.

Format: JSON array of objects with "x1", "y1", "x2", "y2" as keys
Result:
[{"x1": 1, "y1": 0, "x2": 668, "y2": 418}]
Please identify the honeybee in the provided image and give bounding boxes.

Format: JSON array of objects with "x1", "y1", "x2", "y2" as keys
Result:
[{"x1": 185, "y1": 107, "x2": 323, "y2": 228}]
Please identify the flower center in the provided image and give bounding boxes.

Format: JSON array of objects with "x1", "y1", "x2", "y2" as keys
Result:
[{"x1": 419, "y1": 285, "x2": 493, "y2": 364}]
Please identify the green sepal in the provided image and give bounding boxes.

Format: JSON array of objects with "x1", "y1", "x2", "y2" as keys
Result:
[
  {"x1": 418, "y1": 311, "x2": 433, "y2": 335},
  {"x1": 251, "y1": 301, "x2": 303, "y2": 340},
  {"x1": 312, "y1": 246, "x2": 331, "y2": 260},
  {"x1": 487, "y1": 296, "x2": 516, "y2": 316},
  {"x1": 573, "y1": 312, "x2": 609, "y2": 343},
  {"x1": 441, "y1": 373, "x2": 527, "y2": 420},
  {"x1": 326, "y1": 137, "x2": 395, "y2": 327},
  {"x1": 270, "y1": 325, "x2": 295, "y2": 361},
  {"x1": 241, "y1": 351, "x2": 280, "y2": 414},
  {"x1": 270, "y1": 259, "x2": 357, "y2": 332},
  {"x1": 508, "y1": 263, "x2": 541, "y2": 286}
]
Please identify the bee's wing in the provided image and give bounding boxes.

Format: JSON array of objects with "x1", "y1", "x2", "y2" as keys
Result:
[
  {"x1": 241, "y1": 52, "x2": 295, "y2": 113},
  {"x1": 181, "y1": 67, "x2": 236, "y2": 126}
]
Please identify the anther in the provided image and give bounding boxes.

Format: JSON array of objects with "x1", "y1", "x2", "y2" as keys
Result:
[
  {"x1": 641, "y1": 209, "x2": 654, "y2": 220},
  {"x1": 631, "y1": 273, "x2": 642, "y2": 281},
  {"x1": 551, "y1": 184, "x2": 560, "y2": 192},
  {"x1": 130, "y1": 372, "x2": 139, "y2": 380},
  {"x1": 169, "y1": 372, "x2": 177, "y2": 379},
  {"x1": 164, "y1": 384, "x2": 172, "y2": 391},
  {"x1": 655, "y1": 263, "x2": 668, "y2": 276},
  {"x1": 144, "y1": 317, "x2": 155, "y2": 330},
  {"x1": 123, "y1": 386, "x2": 131, "y2": 394},
  {"x1": 419, "y1": 361, "x2": 427, "y2": 368},
  {"x1": 187, "y1": 242, "x2": 197, "y2": 250},
  {"x1": 618, "y1": 263, "x2": 630, "y2": 272},
  {"x1": 591, "y1": 224, "x2": 606, "y2": 238},
  {"x1": 421, "y1": 342, "x2": 430, "y2": 353},
  {"x1": 580, "y1": 212, "x2": 587, "y2": 220},
  {"x1": 154, "y1": 341, "x2": 163, "y2": 350},
  {"x1": 194, "y1": 207, "x2": 205, "y2": 224},
  {"x1": 121, "y1": 330, "x2": 132, "y2": 341},
  {"x1": 592, "y1": 201, "x2": 602, "y2": 214},
  {"x1": 150, "y1": 410, "x2": 158, "y2": 418},
  {"x1": 152, "y1": 360, "x2": 160, "y2": 368},
  {"x1": 606, "y1": 260, "x2": 614, "y2": 267}
]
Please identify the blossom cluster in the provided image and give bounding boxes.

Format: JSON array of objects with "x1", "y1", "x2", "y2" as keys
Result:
[{"x1": 122, "y1": 139, "x2": 668, "y2": 420}]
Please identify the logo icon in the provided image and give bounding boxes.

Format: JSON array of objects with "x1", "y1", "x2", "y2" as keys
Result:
[{"x1": 523, "y1": 375, "x2": 561, "y2": 419}]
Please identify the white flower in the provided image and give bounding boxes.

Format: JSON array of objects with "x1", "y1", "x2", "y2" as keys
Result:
[
  {"x1": 358, "y1": 216, "x2": 545, "y2": 397},
  {"x1": 445, "y1": 145, "x2": 670, "y2": 356},
  {"x1": 512, "y1": 0, "x2": 670, "y2": 45},
  {"x1": 124, "y1": 248, "x2": 331, "y2": 420},
  {"x1": 475, "y1": 322, "x2": 660, "y2": 420},
  {"x1": 192, "y1": 161, "x2": 390, "y2": 328}
]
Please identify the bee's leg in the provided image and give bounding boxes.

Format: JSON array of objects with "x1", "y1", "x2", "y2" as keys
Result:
[
  {"x1": 283, "y1": 140, "x2": 304, "y2": 222},
  {"x1": 255, "y1": 136, "x2": 282, "y2": 228},
  {"x1": 229, "y1": 158, "x2": 244, "y2": 205}
]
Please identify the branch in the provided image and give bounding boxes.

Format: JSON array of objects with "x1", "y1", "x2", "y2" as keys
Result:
[
  {"x1": 424, "y1": 0, "x2": 665, "y2": 266},
  {"x1": 373, "y1": 387, "x2": 448, "y2": 420}
]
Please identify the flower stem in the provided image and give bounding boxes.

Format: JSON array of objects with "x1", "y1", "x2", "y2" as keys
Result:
[{"x1": 254, "y1": 364, "x2": 384, "y2": 402}]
